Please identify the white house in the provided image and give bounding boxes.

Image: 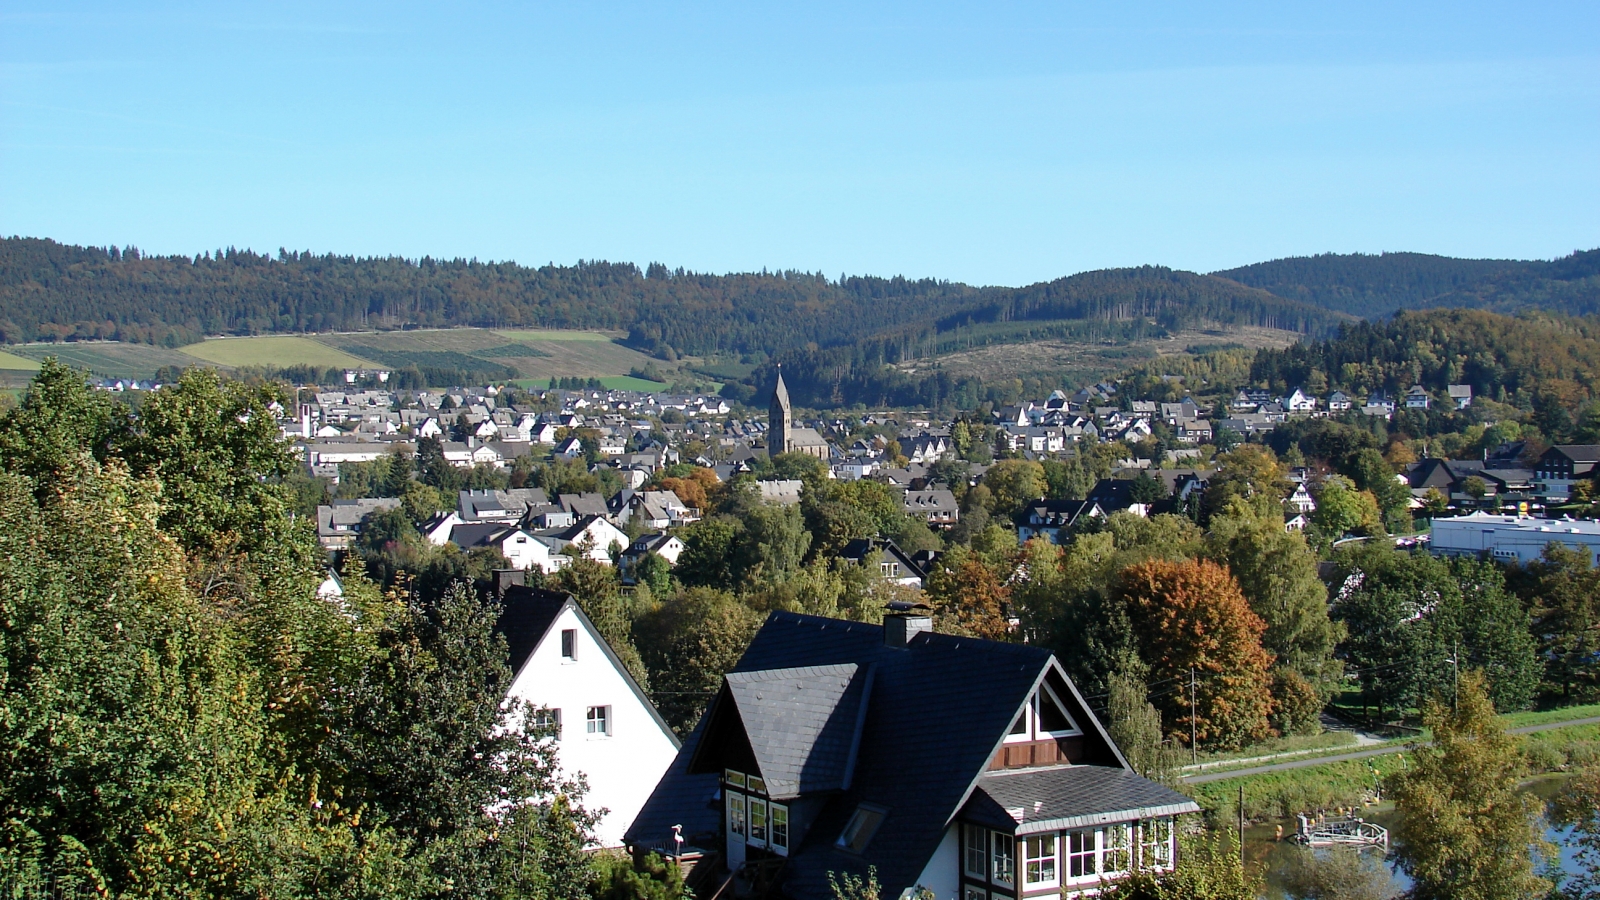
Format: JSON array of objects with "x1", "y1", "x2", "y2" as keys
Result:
[
  {"x1": 1285, "y1": 388, "x2": 1317, "y2": 413},
  {"x1": 451, "y1": 524, "x2": 570, "y2": 574},
  {"x1": 497, "y1": 585, "x2": 682, "y2": 847}
]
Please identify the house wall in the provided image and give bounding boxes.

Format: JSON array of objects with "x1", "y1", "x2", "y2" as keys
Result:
[
  {"x1": 504, "y1": 605, "x2": 680, "y2": 847},
  {"x1": 907, "y1": 824, "x2": 960, "y2": 899}
]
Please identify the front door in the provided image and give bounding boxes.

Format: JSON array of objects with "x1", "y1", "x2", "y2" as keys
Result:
[{"x1": 725, "y1": 792, "x2": 747, "y2": 870}]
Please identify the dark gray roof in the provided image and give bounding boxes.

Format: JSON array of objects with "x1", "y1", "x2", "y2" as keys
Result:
[
  {"x1": 970, "y1": 765, "x2": 1200, "y2": 835},
  {"x1": 626, "y1": 611, "x2": 1126, "y2": 899},
  {"x1": 723, "y1": 664, "x2": 867, "y2": 800},
  {"x1": 449, "y1": 522, "x2": 517, "y2": 550},
  {"x1": 495, "y1": 586, "x2": 680, "y2": 750}
]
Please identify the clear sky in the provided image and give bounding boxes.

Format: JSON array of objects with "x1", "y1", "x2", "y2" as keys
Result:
[{"x1": 2, "y1": 2, "x2": 1597, "y2": 286}]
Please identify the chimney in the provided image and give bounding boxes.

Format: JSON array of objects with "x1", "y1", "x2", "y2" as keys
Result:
[
  {"x1": 492, "y1": 569, "x2": 526, "y2": 600},
  {"x1": 883, "y1": 613, "x2": 932, "y2": 649}
]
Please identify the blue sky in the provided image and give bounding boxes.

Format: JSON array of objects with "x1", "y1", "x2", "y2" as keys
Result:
[{"x1": 2, "y1": 2, "x2": 1597, "y2": 286}]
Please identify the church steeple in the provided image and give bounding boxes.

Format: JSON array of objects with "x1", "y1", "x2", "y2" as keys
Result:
[{"x1": 769, "y1": 367, "x2": 792, "y2": 455}]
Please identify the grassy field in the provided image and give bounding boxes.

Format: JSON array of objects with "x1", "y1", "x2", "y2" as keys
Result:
[
  {"x1": 314, "y1": 329, "x2": 664, "y2": 381},
  {"x1": 182, "y1": 336, "x2": 377, "y2": 369},
  {"x1": 0, "y1": 349, "x2": 41, "y2": 371},
  {"x1": 597, "y1": 376, "x2": 669, "y2": 391},
  {"x1": 496, "y1": 329, "x2": 617, "y2": 342},
  {"x1": 11, "y1": 342, "x2": 210, "y2": 380}
]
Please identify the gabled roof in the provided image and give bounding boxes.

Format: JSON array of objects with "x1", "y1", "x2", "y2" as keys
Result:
[
  {"x1": 630, "y1": 611, "x2": 1127, "y2": 898},
  {"x1": 694, "y1": 664, "x2": 870, "y2": 800},
  {"x1": 494, "y1": 586, "x2": 679, "y2": 748}
]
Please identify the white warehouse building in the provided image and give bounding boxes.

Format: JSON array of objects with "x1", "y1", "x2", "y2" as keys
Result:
[{"x1": 1430, "y1": 512, "x2": 1600, "y2": 567}]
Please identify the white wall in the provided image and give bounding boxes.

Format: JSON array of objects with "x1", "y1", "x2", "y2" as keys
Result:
[
  {"x1": 905, "y1": 824, "x2": 959, "y2": 900},
  {"x1": 504, "y1": 605, "x2": 680, "y2": 847}
]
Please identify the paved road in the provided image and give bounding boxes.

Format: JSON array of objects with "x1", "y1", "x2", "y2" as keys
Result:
[{"x1": 1183, "y1": 716, "x2": 1600, "y2": 785}]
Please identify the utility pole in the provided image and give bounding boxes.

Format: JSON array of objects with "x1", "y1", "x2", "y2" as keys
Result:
[
  {"x1": 1190, "y1": 666, "x2": 1198, "y2": 765},
  {"x1": 1239, "y1": 784, "x2": 1246, "y2": 867}
]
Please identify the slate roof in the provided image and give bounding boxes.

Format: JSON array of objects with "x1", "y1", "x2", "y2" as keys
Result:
[
  {"x1": 493, "y1": 586, "x2": 680, "y2": 748},
  {"x1": 626, "y1": 611, "x2": 1127, "y2": 899},
  {"x1": 720, "y1": 664, "x2": 868, "y2": 800},
  {"x1": 968, "y1": 765, "x2": 1200, "y2": 835},
  {"x1": 495, "y1": 587, "x2": 569, "y2": 675}
]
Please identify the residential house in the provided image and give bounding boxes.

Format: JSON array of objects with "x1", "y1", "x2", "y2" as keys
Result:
[
  {"x1": 1447, "y1": 385, "x2": 1473, "y2": 410},
  {"x1": 1016, "y1": 499, "x2": 1105, "y2": 544},
  {"x1": 1285, "y1": 388, "x2": 1317, "y2": 413},
  {"x1": 757, "y1": 480, "x2": 805, "y2": 505},
  {"x1": 559, "y1": 492, "x2": 611, "y2": 520},
  {"x1": 315, "y1": 498, "x2": 402, "y2": 551},
  {"x1": 619, "y1": 533, "x2": 686, "y2": 584},
  {"x1": 1328, "y1": 391, "x2": 1353, "y2": 412},
  {"x1": 839, "y1": 539, "x2": 927, "y2": 588},
  {"x1": 534, "y1": 515, "x2": 630, "y2": 564},
  {"x1": 1287, "y1": 484, "x2": 1316, "y2": 516},
  {"x1": 460, "y1": 488, "x2": 552, "y2": 524},
  {"x1": 1404, "y1": 386, "x2": 1432, "y2": 410},
  {"x1": 495, "y1": 583, "x2": 681, "y2": 847},
  {"x1": 1361, "y1": 392, "x2": 1395, "y2": 419},
  {"x1": 1535, "y1": 445, "x2": 1600, "y2": 502},
  {"x1": 450, "y1": 523, "x2": 568, "y2": 574},
  {"x1": 904, "y1": 489, "x2": 960, "y2": 528},
  {"x1": 624, "y1": 610, "x2": 1198, "y2": 898}
]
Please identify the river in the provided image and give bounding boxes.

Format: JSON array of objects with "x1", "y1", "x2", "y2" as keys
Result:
[{"x1": 1246, "y1": 774, "x2": 1590, "y2": 897}]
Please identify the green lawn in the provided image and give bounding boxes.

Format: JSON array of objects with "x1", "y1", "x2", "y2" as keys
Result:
[
  {"x1": 1500, "y1": 704, "x2": 1600, "y2": 729},
  {"x1": 0, "y1": 349, "x2": 41, "y2": 371},
  {"x1": 182, "y1": 336, "x2": 377, "y2": 369}
]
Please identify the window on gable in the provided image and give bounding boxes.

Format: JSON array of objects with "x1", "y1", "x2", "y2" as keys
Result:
[
  {"x1": 560, "y1": 629, "x2": 577, "y2": 660},
  {"x1": 1037, "y1": 682, "x2": 1081, "y2": 737},
  {"x1": 963, "y1": 825, "x2": 987, "y2": 879},
  {"x1": 586, "y1": 705, "x2": 610, "y2": 736},
  {"x1": 990, "y1": 833, "x2": 1016, "y2": 886},
  {"x1": 769, "y1": 804, "x2": 789, "y2": 856},
  {"x1": 835, "y1": 806, "x2": 886, "y2": 854},
  {"x1": 533, "y1": 708, "x2": 561, "y2": 739}
]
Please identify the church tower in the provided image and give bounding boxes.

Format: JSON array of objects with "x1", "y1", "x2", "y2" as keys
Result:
[{"x1": 768, "y1": 367, "x2": 792, "y2": 455}]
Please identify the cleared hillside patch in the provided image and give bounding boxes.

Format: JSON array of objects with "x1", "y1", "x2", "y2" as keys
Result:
[
  {"x1": 11, "y1": 342, "x2": 211, "y2": 380},
  {"x1": 183, "y1": 335, "x2": 378, "y2": 369},
  {"x1": 0, "y1": 349, "x2": 42, "y2": 371}
]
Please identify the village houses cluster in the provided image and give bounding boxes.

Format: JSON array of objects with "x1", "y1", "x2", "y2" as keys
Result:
[{"x1": 271, "y1": 371, "x2": 1600, "y2": 897}]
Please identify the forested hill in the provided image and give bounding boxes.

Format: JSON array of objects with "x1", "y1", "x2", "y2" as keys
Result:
[
  {"x1": 1215, "y1": 248, "x2": 1600, "y2": 320},
  {"x1": 0, "y1": 237, "x2": 1343, "y2": 356},
  {"x1": 1249, "y1": 308, "x2": 1600, "y2": 406}
]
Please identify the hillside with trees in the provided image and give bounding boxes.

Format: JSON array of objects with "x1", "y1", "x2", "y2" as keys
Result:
[
  {"x1": 0, "y1": 238, "x2": 1343, "y2": 362},
  {"x1": 1216, "y1": 248, "x2": 1600, "y2": 319}
]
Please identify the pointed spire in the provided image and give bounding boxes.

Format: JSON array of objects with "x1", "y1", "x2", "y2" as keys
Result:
[{"x1": 772, "y1": 365, "x2": 790, "y2": 410}]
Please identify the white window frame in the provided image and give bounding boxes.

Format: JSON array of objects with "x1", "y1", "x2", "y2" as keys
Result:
[
  {"x1": 990, "y1": 832, "x2": 1015, "y2": 888},
  {"x1": 560, "y1": 628, "x2": 577, "y2": 661},
  {"x1": 748, "y1": 797, "x2": 768, "y2": 849},
  {"x1": 747, "y1": 775, "x2": 766, "y2": 796},
  {"x1": 769, "y1": 803, "x2": 789, "y2": 856},
  {"x1": 1037, "y1": 682, "x2": 1084, "y2": 738},
  {"x1": 1023, "y1": 833, "x2": 1058, "y2": 888},
  {"x1": 725, "y1": 769, "x2": 746, "y2": 789},
  {"x1": 1101, "y1": 823, "x2": 1133, "y2": 877},
  {"x1": 585, "y1": 705, "x2": 611, "y2": 736},
  {"x1": 963, "y1": 825, "x2": 988, "y2": 880},
  {"x1": 533, "y1": 707, "x2": 562, "y2": 740},
  {"x1": 1140, "y1": 818, "x2": 1174, "y2": 870},
  {"x1": 1065, "y1": 829, "x2": 1098, "y2": 882},
  {"x1": 836, "y1": 806, "x2": 887, "y2": 854},
  {"x1": 727, "y1": 792, "x2": 746, "y2": 838}
]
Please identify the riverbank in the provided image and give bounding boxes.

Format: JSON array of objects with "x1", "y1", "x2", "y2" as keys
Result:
[{"x1": 1187, "y1": 717, "x2": 1600, "y2": 823}]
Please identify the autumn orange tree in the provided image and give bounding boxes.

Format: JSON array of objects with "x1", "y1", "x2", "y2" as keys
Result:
[
  {"x1": 925, "y1": 547, "x2": 1014, "y2": 640},
  {"x1": 1118, "y1": 559, "x2": 1276, "y2": 750},
  {"x1": 654, "y1": 466, "x2": 720, "y2": 512}
]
